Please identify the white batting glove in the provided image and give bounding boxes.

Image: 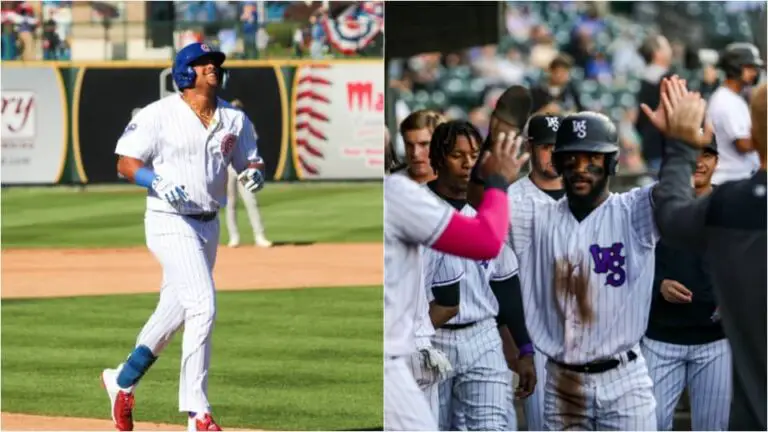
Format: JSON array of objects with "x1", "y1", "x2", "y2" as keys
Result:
[
  {"x1": 151, "y1": 175, "x2": 190, "y2": 210},
  {"x1": 420, "y1": 346, "x2": 453, "y2": 381},
  {"x1": 237, "y1": 167, "x2": 265, "y2": 193}
]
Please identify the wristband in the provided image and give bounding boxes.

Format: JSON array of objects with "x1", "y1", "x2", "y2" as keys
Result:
[
  {"x1": 484, "y1": 174, "x2": 509, "y2": 192},
  {"x1": 134, "y1": 167, "x2": 158, "y2": 189},
  {"x1": 518, "y1": 343, "x2": 534, "y2": 358}
]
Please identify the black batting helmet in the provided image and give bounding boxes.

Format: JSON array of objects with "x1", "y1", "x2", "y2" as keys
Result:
[
  {"x1": 553, "y1": 112, "x2": 620, "y2": 175},
  {"x1": 718, "y1": 42, "x2": 764, "y2": 81},
  {"x1": 523, "y1": 114, "x2": 564, "y2": 145}
]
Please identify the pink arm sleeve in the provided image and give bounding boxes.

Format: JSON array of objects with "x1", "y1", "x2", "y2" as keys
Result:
[{"x1": 431, "y1": 188, "x2": 509, "y2": 260}]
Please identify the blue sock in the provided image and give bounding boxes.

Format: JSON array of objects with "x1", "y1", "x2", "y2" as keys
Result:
[{"x1": 116, "y1": 345, "x2": 157, "y2": 388}]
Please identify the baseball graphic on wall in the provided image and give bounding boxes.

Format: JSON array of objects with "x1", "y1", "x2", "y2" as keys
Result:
[{"x1": 292, "y1": 63, "x2": 384, "y2": 180}]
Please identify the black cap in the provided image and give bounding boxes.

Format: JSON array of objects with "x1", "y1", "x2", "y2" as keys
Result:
[
  {"x1": 524, "y1": 114, "x2": 563, "y2": 145},
  {"x1": 492, "y1": 85, "x2": 533, "y2": 129},
  {"x1": 704, "y1": 133, "x2": 719, "y2": 155}
]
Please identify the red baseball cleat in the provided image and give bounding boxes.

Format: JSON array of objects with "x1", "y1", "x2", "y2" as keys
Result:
[
  {"x1": 101, "y1": 368, "x2": 135, "y2": 431},
  {"x1": 196, "y1": 413, "x2": 222, "y2": 431}
]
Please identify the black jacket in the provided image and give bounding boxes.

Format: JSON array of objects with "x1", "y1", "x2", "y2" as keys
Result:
[{"x1": 654, "y1": 138, "x2": 767, "y2": 431}]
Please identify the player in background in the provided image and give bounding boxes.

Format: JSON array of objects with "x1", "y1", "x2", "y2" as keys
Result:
[
  {"x1": 642, "y1": 137, "x2": 731, "y2": 430},
  {"x1": 102, "y1": 43, "x2": 265, "y2": 432},
  {"x1": 474, "y1": 111, "x2": 663, "y2": 430},
  {"x1": 224, "y1": 100, "x2": 272, "y2": 248},
  {"x1": 505, "y1": 113, "x2": 566, "y2": 431},
  {"x1": 648, "y1": 75, "x2": 766, "y2": 431},
  {"x1": 420, "y1": 121, "x2": 533, "y2": 431},
  {"x1": 384, "y1": 127, "x2": 530, "y2": 431},
  {"x1": 467, "y1": 85, "x2": 533, "y2": 209},
  {"x1": 397, "y1": 110, "x2": 448, "y2": 183},
  {"x1": 702, "y1": 42, "x2": 763, "y2": 184}
]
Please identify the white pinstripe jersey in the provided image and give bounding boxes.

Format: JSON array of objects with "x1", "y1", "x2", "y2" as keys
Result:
[
  {"x1": 509, "y1": 184, "x2": 660, "y2": 364},
  {"x1": 426, "y1": 204, "x2": 519, "y2": 325},
  {"x1": 508, "y1": 175, "x2": 558, "y2": 203},
  {"x1": 413, "y1": 247, "x2": 465, "y2": 343},
  {"x1": 384, "y1": 172, "x2": 452, "y2": 357},
  {"x1": 115, "y1": 94, "x2": 263, "y2": 214}
]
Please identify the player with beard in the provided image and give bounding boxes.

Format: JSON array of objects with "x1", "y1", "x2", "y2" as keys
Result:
[
  {"x1": 504, "y1": 113, "x2": 566, "y2": 431},
  {"x1": 476, "y1": 111, "x2": 663, "y2": 429}
]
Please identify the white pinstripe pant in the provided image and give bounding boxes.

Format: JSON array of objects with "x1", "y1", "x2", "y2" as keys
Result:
[
  {"x1": 385, "y1": 356, "x2": 438, "y2": 431},
  {"x1": 641, "y1": 336, "x2": 732, "y2": 431},
  {"x1": 512, "y1": 346, "x2": 547, "y2": 431},
  {"x1": 136, "y1": 210, "x2": 219, "y2": 414},
  {"x1": 544, "y1": 346, "x2": 657, "y2": 431},
  {"x1": 406, "y1": 338, "x2": 443, "y2": 425},
  {"x1": 224, "y1": 165, "x2": 265, "y2": 241},
  {"x1": 433, "y1": 319, "x2": 509, "y2": 431}
]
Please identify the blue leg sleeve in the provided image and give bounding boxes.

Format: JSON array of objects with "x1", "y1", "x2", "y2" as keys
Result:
[{"x1": 117, "y1": 345, "x2": 157, "y2": 388}]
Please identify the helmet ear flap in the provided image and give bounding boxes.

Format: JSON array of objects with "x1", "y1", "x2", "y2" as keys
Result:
[{"x1": 605, "y1": 152, "x2": 619, "y2": 175}]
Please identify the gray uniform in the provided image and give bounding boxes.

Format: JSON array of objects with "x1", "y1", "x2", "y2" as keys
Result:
[{"x1": 654, "y1": 138, "x2": 767, "y2": 430}]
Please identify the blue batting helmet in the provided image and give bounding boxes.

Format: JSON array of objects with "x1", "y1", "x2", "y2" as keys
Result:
[{"x1": 172, "y1": 42, "x2": 226, "y2": 90}]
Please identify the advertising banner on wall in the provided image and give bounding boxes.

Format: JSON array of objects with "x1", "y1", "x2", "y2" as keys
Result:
[
  {"x1": 1, "y1": 66, "x2": 68, "y2": 185},
  {"x1": 75, "y1": 65, "x2": 286, "y2": 183},
  {"x1": 291, "y1": 62, "x2": 384, "y2": 180}
]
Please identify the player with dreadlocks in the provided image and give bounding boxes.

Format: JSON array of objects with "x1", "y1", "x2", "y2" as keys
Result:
[{"x1": 414, "y1": 120, "x2": 532, "y2": 430}]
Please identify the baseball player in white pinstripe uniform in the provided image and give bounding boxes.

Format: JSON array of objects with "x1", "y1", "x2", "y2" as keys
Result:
[
  {"x1": 641, "y1": 138, "x2": 732, "y2": 430},
  {"x1": 486, "y1": 112, "x2": 663, "y2": 430},
  {"x1": 407, "y1": 250, "x2": 464, "y2": 425},
  {"x1": 101, "y1": 43, "x2": 265, "y2": 432},
  {"x1": 505, "y1": 113, "x2": 567, "y2": 431},
  {"x1": 384, "y1": 126, "x2": 530, "y2": 431},
  {"x1": 420, "y1": 120, "x2": 528, "y2": 431}
]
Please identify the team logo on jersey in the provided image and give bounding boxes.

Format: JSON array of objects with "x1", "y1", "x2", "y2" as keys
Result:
[
  {"x1": 546, "y1": 116, "x2": 560, "y2": 131},
  {"x1": 220, "y1": 133, "x2": 237, "y2": 156},
  {"x1": 572, "y1": 120, "x2": 587, "y2": 139},
  {"x1": 121, "y1": 123, "x2": 137, "y2": 138},
  {"x1": 589, "y1": 242, "x2": 626, "y2": 287},
  {"x1": 479, "y1": 260, "x2": 490, "y2": 269}
]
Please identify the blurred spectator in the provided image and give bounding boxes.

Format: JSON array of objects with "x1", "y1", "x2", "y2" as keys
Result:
[
  {"x1": 240, "y1": 1, "x2": 259, "y2": 58},
  {"x1": 309, "y1": 11, "x2": 326, "y2": 59},
  {"x1": 41, "y1": 18, "x2": 62, "y2": 60},
  {"x1": 1, "y1": 19, "x2": 19, "y2": 60},
  {"x1": 618, "y1": 107, "x2": 647, "y2": 174},
  {"x1": 529, "y1": 24, "x2": 559, "y2": 70},
  {"x1": 256, "y1": 24, "x2": 269, "y2": 54},
  {"x1": 573, "y1": 3, "x2": 606, "y2": 37},
  {"x1": 610, "y1": 30, "x2": 645, "y2": 79},
  {"x1": 635, "y1": 34, "x2": 674, "y2": 172},
  {"x1": 586, "y1": 50, "x2": 613, "y2": 82},
  {"x1": 14, "y1": 2, "x2": 38, "y2": 60},
  {"x1": 293, "y1": 25, "x2": 305, "y2": 58},
  {"x1": 565, "y1": 27, "x2": 595, "y2": 70},
  {"x1": 497, "y1": 47, "x2": 527, "y2": 86},
  {"x1": 473, "y1": 45, "x2": 505, "y2": 86},
  {"x1": 531, "y1": 54, "x2": 585, "y2": 114},
  {"x1": 699, "y1": 63, "x2": 721, "y2": 100},
  {"x1": 505, "y1": 5, "x2": 535, "y2": 43},
  {"x1": 408, "y1": 52, "x2": 443, "y2": 91}
]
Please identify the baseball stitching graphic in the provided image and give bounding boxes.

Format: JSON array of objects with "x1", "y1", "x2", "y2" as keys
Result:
[{"x1": 294, "y1": 65, "x2": 332, "y2": 176}]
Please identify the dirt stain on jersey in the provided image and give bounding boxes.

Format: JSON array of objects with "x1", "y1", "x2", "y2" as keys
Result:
[
  {"x1": 554, "y1": 366, "x2": 588, "y2": 428},
  {"x1": 553, "y1": 258, "x2": 594, "y2": 324}
]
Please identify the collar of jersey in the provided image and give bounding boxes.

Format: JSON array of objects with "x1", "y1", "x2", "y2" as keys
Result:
[{"x1": 427, "y1": 180, "x2": 468, "y2": 211}]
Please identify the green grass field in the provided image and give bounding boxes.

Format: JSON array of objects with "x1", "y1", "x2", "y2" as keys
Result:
[
  {"x1": 1, "y1": 182, "x2": 383, "y2": 248},
  {"x1": 2, "y1": 288, "x2": 382, "y2": 430},
  {"x1": 1, "y1": 183, "x2": 384, "y2": 430}
]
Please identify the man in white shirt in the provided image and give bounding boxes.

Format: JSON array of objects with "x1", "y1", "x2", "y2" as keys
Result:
[
  {"x1": 707, "y1": 42, "x2": 763, "y2": 184},
  {"x1": 100, "y1": 42, "x2": 265, "y2": 432}
]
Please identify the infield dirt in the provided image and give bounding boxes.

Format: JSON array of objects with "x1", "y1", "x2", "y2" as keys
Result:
[{"x1": 1, "y1": 242, "x2": 382, "y2": 430}]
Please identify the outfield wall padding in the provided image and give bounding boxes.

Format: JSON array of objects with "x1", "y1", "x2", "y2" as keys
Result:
[{"x1": 1, "y1": 60, "x2": 384, "y2": 185}]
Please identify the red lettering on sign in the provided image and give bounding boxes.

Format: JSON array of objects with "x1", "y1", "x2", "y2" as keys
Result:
[
  {"x1": 1, "y1": 94, "x2": 35, "y2": 133},
  {"x1": 346, "y1": 82, "x2": 384, "y2": 112}
]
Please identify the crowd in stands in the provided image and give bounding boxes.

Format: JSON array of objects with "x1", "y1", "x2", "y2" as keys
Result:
[
  {"x1": 2, "y1": 1, "x2": 72, "y2": 60},
  {"x1": 389, "y1": 0, "x2": 764, "y2": 176},
  {"x1": 1, "y1": 0, "x2": 382, "y2": 61}
]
